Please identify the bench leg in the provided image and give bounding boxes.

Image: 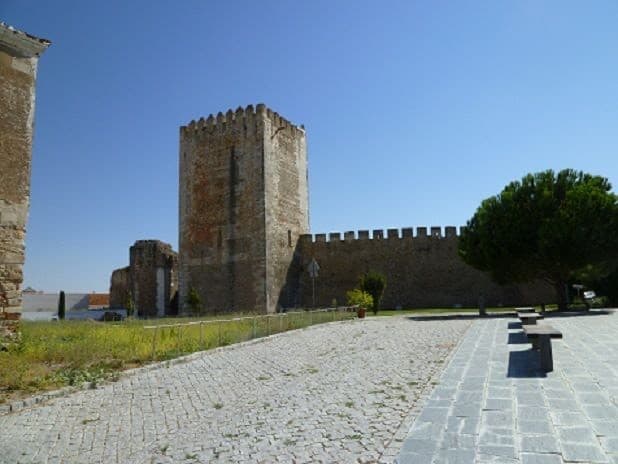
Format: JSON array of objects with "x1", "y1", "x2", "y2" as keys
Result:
[{"x1": 538, "y1": 335, "x2": 553, "y2": 372}]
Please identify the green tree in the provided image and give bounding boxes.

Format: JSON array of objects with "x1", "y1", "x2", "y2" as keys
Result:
[
  {"x1": 57, "y1": 291, "x2": 66, "y2": 320},
  {"x1": 459, "y1": 169, "x2": 618, "y2": 311},
  {"x1": 359, "y1": 271, "x2": 387, "y2": 314},
  {"x1": 186, "y1": 287, "x2": 203, "y2": 316}
]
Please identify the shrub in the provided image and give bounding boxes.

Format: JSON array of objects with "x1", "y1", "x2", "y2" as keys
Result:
[
  {"x1": 186, "y1": 287, "x2": 203, "y2": 316},
  {"x1": 359, "y1": 271, "x2": 386, "y2": 314},
  {"x1": 346, "y1": 289, "x2": 373, "y2": 309}
]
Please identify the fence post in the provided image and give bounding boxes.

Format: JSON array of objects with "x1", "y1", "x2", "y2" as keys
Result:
[
  {"x1": 200, "y1": 321, "x2": 204, "y2": 349},
  {"x1": 309, "y1": 310, "x2": 313, "y2": 326},
  {"x1": 253, "y1": 316, "x2": 257, "y2": 339},
  {"x1": 177, "y1": 325, "x2": 181, "y2": 352},
  {"x1": 218, "y1": 320, "x2": 222, "y2": 346},
  {"x1": 151, "y1": 326, "x2": 157, "y2": 360},
  {"x1": 266, "y1": 315, "x2": 270, "y2": 336}
]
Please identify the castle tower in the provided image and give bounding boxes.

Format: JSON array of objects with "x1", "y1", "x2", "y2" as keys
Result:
[{"x1": 179, "y1": 104, "x2": 309, "y2": 314}]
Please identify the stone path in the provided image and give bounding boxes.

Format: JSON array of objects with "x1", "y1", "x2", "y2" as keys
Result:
[
  {"x1": 0, "y1": 317, "x2": 470, "y2": 464},
  {"x1": 396, "y1": 311, "x2": 618, "y2": 464}
]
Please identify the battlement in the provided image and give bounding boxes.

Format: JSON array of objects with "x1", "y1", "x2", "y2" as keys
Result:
[
  {"x1": 299, "y1": 226, "x2": 465, "y2": 244},
  {"x1": 180, "y1": 103, "x2": 305, "y2": 136}
]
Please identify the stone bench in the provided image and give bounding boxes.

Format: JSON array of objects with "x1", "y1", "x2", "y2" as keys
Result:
[
  {"x1": 515, "y1": 307, "x2": 535, "y2": 313},
  {"x1": 518, "y1": 312, "x2": 542, "y2": 325},
  {"x1": 523, "y1": 324, "x2": 563, "y2": 372}
]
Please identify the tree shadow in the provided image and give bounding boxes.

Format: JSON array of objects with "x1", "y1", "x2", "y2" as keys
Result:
[
  {"x1": 508, "y1": 321, "x2": 522, "y2": 330},
  {"x1": 407, "y1": 312, "x2": 517, "y2": 322},
  {"x1": 507, "y1": 349, "x2": 546, "y2": 378}
]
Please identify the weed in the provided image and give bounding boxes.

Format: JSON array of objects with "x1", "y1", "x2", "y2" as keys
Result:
[
  {"x1": 160, "y1": 444, "x2": 169, "y2": 454},
  {"x1": 2, "y1": 312, "x2": 357, "y2": 403},
  {"x1": 344, "y1": 401, "x2": 354, "y2": 408},
  {"x1": 256, "y1": 375, "x2": 270, "y2": 381},
  {"x1": 185, "y1": 452, "x2": 197, "y2": 460},
  {"x1": 283, "y1": 438, "x2": 296, "y2": 446},
  {"x1": 213, "y1": 402, "x2": 223, "y2": 409}
]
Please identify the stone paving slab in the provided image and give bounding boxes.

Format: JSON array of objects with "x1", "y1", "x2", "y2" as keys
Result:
[
  {"x1": 396, "y1": 311, "x2": 618, "y2": 464},
  {"x1": 0, "y1": 317, "x2": 470, "y2": 463}
]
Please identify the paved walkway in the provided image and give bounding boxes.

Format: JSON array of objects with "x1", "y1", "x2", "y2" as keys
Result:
[
  {"x1": 396, "y1": 311, "x2": 618, "y2": 464},
  {"x1": 0, "y1": 317, "x2": 470, "y2": 464}
]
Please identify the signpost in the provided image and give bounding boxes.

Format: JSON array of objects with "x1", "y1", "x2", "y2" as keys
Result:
[{"x1": 307, "y1": 258, "x2": 320, "y2": 308}]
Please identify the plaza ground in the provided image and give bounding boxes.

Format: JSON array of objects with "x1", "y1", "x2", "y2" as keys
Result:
[{"x1": 1, "y1": 310, "x2": 616, "y2": 463}]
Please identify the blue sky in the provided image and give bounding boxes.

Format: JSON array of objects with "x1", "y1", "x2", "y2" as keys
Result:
[{"x1": 3, "y1": 1, "x2": 618, "y2": 293}]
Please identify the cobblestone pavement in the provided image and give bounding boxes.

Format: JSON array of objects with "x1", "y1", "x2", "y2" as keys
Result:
[
  {"x1": 396, "y1": 311, "x2": 618, "y2": 464},
  {"x1": 0, "y1": 317, "x2": 470, "y2": 464}
]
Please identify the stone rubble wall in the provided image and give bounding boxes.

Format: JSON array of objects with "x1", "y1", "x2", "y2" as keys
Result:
[
  {"x1": 0, "y1": 43, "x2": 41, "y2": 343},
  {"x1": 179, "y1": 105, "x2": 308, "y2": 314},
  {"x1": 296, "y1": 227, "x2": 555, "y2": 309}
]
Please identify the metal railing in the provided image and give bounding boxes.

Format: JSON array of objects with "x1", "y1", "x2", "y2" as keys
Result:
[{"x1": 143, "y1": 306, "x2": 358, "y2": 360}]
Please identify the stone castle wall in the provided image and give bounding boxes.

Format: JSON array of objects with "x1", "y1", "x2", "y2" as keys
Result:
[
  {"x1": 110, "y1": 240, "x2": 177, "y2": 317},
  {"x1": 296, "y1": 227, "x2": 555, "y2": 309},
  {"x1": 179, "y1": 105, "x2": 308, "y2": 314},
  {"x1": 0, "y1": 24, "x2": 49, "y2": 344},
  {"x1": 109, "y1": 266, "x2": 130, "y2": 309}
]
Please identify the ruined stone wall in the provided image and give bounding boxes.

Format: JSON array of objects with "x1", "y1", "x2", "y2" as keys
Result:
[
  {"x1": 179, "y1": 104, "x2": 308, "y2": 314},
  {"x1": 109, "y1": 266, "x2": 131, "y2": 309},
  {"x1": 128, "y1": 240, "x2": 177, "y2": 317},
  {"x1": 0, "y1": 25, "x2": 49, "y2": 344},
  {"x1": 297, "y1": 227, "x2": 555, "y2": 309}
]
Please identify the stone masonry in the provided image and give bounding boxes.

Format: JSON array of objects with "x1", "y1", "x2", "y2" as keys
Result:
[
  {"x1": 0, "y1": 23, "x2": 49, "y2": 343},
  {"x1": 297, "y1": 228, "x2": 554, "y2": 309},
  {"x1": 179, "y1": 105, "x2": 309, "y2": 314},
  {"x1": 174, "y1": 104, "x2": 553, "y2": 315},
  {"x1": 110, "y1": 240, "x2": 178, "y2": 317}
]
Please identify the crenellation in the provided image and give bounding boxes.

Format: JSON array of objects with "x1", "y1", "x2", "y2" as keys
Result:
[
  {"x1": 177, "y1": 103, "x2": 553, "y2": 314},
  {"x1": 315, "y1": 233, "x2": 327, "y2": 243},
  {"x1": 329, "y1": 232, "x2": 341, "y2": 241}
]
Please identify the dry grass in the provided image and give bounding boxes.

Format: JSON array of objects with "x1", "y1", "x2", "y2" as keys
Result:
[{"x1": 0, "y1": 310, "x2": 354, "y2": 403}]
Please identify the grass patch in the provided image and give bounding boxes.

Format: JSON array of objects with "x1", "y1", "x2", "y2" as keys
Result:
[{"x1": 0, "y1": 310, "x2": 355, "y2": 403}]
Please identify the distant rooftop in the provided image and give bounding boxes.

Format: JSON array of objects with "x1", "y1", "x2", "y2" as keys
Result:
[{"x1": 0, "y1": 21, "x2": 50, "y2": 57}]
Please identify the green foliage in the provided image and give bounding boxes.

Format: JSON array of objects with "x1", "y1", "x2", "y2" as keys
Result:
[
  {"x1": 57, "y1": 291, "x2": 66, "y2": 320},
  {"x1": 459, "y1": 169, "x2": 618, "y2": 310},
  {"x1": 346, "y1": 288, "x2": 373, "y2": 309},
  {"x1": 186, "y1": 287, "x2": 203, "y2": 316},
  {"x1": 359, "y1": 271, "x2": 387, "y2": 314},
  {"x1": 125, "y1": 294, "x2": 134, "y2": 317}
]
